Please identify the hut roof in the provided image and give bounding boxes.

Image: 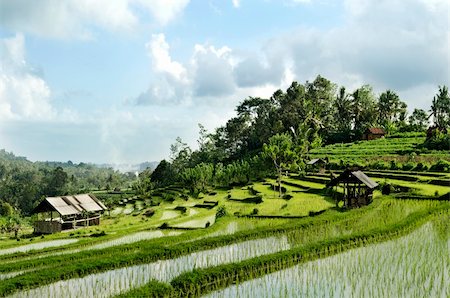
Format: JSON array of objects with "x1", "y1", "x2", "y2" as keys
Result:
[
  {"x1": 34, "y1": 194, "x2": 107, "y2": 216},
  {"x1": 366, "y1": 127, "x2": 385, "y2": 135},
  {"x1": 307, "y1": 158, "x2": 326, "y2": 165},
  {"x1": 328, "y1": 169, "x2": 378, "y2": 189}
]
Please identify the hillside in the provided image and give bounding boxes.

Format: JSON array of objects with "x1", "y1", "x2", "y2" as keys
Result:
[{"x1": 310, "y1": 133, "x2": 450, "y2": 171}]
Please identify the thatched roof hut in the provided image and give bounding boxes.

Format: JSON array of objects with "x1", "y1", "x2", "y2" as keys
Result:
[
  {"x1": 328, "y1": 169, "x2": 378, "y2": 208},
  {"x1": 33, "y1": 194, "x2": 107, "y2": 234},
  {"x1": 363, "y1": 127, "x2": 385, "y2": 140}
]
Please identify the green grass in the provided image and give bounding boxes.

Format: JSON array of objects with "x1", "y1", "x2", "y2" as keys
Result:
[{"x1": 1, "y1": 169, "x2": 449, "y2": 297}]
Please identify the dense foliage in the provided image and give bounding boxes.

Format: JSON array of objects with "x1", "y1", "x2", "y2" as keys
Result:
[
  {"x1": 137, "y1": 77, "x2": 449, "y2": 194},
  {"x1": 0, "y1": 150, "x2": 134, "y2": 215}
]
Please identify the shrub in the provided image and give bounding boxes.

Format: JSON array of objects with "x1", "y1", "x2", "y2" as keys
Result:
[
  {"x1": 159, "y1": 222, "x2": 169, "y2": 229},
  {"x1": 143, "y1": 209, "x2": 155, "y2": 217},
  {"x1": 215, "y1": 206, "x2": 227, "y2": 219},
  {"x1": 402, "y1": 162, "x2": 415, "y2": 171},
  {"x1": 90, "y1": 231, "x2": 106, "y2": 237},
  {"x1": 414, "y1": 162, "x2": 428, "y2": 171},
  {"x1": 0, "y1": 202, "x2": 14, "y2": 217},
  {"x1": 381, "y1": 184, "x2": 392, "y2": 195},
  {"x1": 251, "y1": 208, "x2": 259, "y2": 215},
  {"x1": 390, "y1": 161, "x2": 400, "y2": 170},
  {"x1": 370, "y1": 161, "x2": 388, "y2": 170},
  {"x1": 174, "y1": 206, "x2": 187, "y2": 213},
  {"x1": 430, "y1": 159, "x2": 450, "y2": 172},
  {"x1": 282, "y1": 194, "x2": 293, "y2": 200}
]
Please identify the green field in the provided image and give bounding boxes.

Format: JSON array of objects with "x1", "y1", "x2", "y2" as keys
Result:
[
  {"x1": 0, "y1": 169, "x2": 449, "y2": 297},
  {"x1": 310, "y1": 133, "x2": 450, "y2": 167},
  {"x1": 1, "y1": 134, "x2": 449, "y2": 297}
]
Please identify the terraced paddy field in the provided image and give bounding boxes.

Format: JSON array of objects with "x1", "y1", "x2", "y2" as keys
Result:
[
  {"x1": 310, "y1": 133, "x2": 450, "y2": 166},
  {"x1": 0, "y1": 169, "x2": 448, "y2": 297}
]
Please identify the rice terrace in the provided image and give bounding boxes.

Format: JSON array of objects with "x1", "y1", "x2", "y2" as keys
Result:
[
  {"x1": 1, "y1": 88, "x2": 449, "y2": 298},
  {"x1": 0, "y1": 1, "x2": 449, "y2": 298}
]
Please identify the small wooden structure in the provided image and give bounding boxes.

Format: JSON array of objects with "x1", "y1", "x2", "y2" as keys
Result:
[
  {"x1": 327, "y1": 169, "x2": 378, "y2": 208},
  {"x1": 362, "y1": 127, "x2": 385, "y2": 140},
  {"x1": 307, "y1": 158, "x2": 327, "y2": 173},
  {"x1": 33, "y1": 194, "x2": 107, "y2": 234}
]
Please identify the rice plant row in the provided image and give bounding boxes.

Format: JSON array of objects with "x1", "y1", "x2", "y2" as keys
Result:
[
  {"x1": 9, "y1": 236, "x2": 291, "y2": 298},
  {"x1": 0, "y1": 239, "x2": 78, "y2": 256},
  {"x1": 205, "y1": 221, "x2": 449, "y2": 298}
]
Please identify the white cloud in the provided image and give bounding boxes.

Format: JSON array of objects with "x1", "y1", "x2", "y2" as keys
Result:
[
  {"x1": 147, "y1": 34, "x2": 187, "y2": 82},
  {"x1": 134, "y1": 35, "x2": 238, "y2": 105},
  {"x1": 0, "y1": 0, "x2": 190, "y2": 39},
  {"x1": 232, "y1": 0, "x2": 240, "y2": 8},
  {"x1": 256, "y1": 0, "x2": 449, "y2": 106},
  {"x1": 192, "y1": 44, "x2": 236, "y2": 97},
  {"x1": 134, "y1": 0, "x2": 190, "y2": 26},
  {"x1": 0, "y1": 34, "x2": 55, "y2": 120}
]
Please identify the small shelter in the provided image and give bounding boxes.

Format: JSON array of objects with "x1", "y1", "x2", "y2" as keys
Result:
[
  {"x1": 307, "y1": 158, "x2": 327, "y2": 173},
  {"x1": 362, "y1": 127, "x2": 385, "y2": 140},
  {"x1": 327, "y1": 169, "x2": 378, "y2": 208},
  {"x1": 33, "y1": 194, "x2": 107, "y2": 234}
]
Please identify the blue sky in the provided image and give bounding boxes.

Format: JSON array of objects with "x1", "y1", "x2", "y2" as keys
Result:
[{"x1": 0, "y1": 0, "x2": 448, "y2": 164}]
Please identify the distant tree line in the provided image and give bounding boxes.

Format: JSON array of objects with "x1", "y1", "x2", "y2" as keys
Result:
[
  {"x1": 0, "y1": 150, "x2": 135, "y2": 215},
  {"x1": 138, "y1": 76, "x2": 449, "y2": 195}
]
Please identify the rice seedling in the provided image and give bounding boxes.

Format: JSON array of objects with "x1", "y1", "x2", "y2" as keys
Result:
[
  {"x1": 87, "y1": 231, "x2": 182, "y2": 250},
  {"x1": 205, "y1": 222, "x2": 449, "y2": 298},
  {"x1": 171, "y1": 214, "x2": 216, "y2": 229},
  {"x1": 4, "y1": 231, "x2": 183, "y2": 263},
  {"x1": 0, "y1": 239, "x2": 78, "y2": 256},
  {"x1": 159, "y1": 210, "x2": 180, "y2": 220},
  {"x1": 10, "y1": 235, "x2": 291, "y2": 298}
]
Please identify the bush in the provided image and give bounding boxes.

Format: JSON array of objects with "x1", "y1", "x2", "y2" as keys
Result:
[
  {"x1": 381, "y1": 184, "x2": 392, "y2": 195},
  {"x1": 215, "y1": 206, "x2": 227, "y2": 219},
  {"x1": 143, "y1": 209, "x2": 155, "y2": 217},
  {"x1": 0, "y1": 202, "x2": 14, "y2": 217},
  {"x1": 402, "y1": 162, "x2": 415, "y2": 171},
  {"x1": 414, "y1": 162, "x2": 428, "y2": 171},
  {"x1": 423, "y1": 129, "x2": 450, "y2": 150},
  {"x1": 174, "y1": 206, "x2": 187, "y2": 214},
  {"x1": 370, "y1": 161, "x2": 388, "y2": 170},
  {"x1": 282, "y1": 194, "x2": 293, "y2": 200},
  {"x1": 389, "y1": 161, "x2": 400, "y2": 170},
  {"x1": 430, "y1": 160, "x2": 450, "y2": 172},
  {"x1": 251, "y1": 208, "x2": 259, "y2": 215},
  {"x1": 90, "y1": 231, "x2": 106, "y2": 237}
]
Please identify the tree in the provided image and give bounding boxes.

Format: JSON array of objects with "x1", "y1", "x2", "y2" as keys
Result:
[
  {"x1": 352, "y1": 85, "x2": 377, "y2": 138},
  {"x1": 429, "y1": 86, "x2": 450, "y2": 129},
  {"x1": 334, "y1": 87, "x2": 353, "y2": 133},
  {"x1": 46, "y1": 166, "x2": 68, "y2": 196},
  {"x1": 169, "y1": 137, "x2": 192, "y2": 177},
  {"x1": 263, "y1": 133, "x2": 297, "y2": 197},
  {"x1": 0, "y1": 202, "x2": 14, "y2": 216},
  {"x1": 377, "y1": 90, "x2": 408, "y2": 133},
  {"x1": 408, "y1": 109, "x2": 428, "y2": 131},
  {"x1": 150, "y1": 160, "x2": 175, "y2": 187}
]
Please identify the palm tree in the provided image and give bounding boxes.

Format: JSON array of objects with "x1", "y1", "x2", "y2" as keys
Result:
[{"x1": 429, "y1": 86, "x2": 450, "y2": 129}]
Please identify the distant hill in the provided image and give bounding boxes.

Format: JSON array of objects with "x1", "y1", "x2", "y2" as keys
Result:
[{"x1": 97, "y1": 161, "x2": 159, "y2": 173}]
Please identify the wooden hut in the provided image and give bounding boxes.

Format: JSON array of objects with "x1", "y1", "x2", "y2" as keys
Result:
[
  {"x1": 362, "y1": 127, "x2": 385, "y2": 140},
  {"x1": 307, "y1": 158, "x2": 327, "y2": 173},
  {"x1": 327, "y1": 169, "x2": 378, "y2": 208},
  {"x1": 33, "y1": 194, "x2": 107, "y2": 234}
]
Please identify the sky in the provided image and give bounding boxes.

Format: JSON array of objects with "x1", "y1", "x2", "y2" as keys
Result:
[{"x1": 0, "y1": 0, "x2": 449, "y2": 164}]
